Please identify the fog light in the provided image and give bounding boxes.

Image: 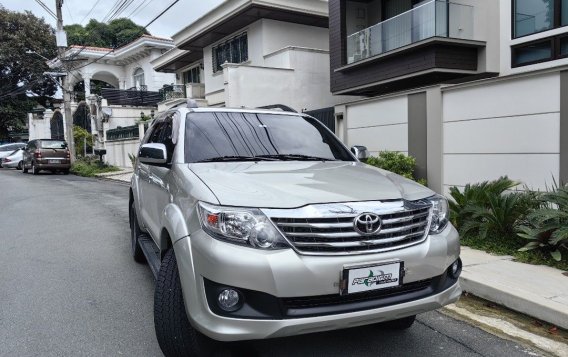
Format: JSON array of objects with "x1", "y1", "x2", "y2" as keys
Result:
[
  {"x1": 449, "y1": 258, "x2": 462, "y2": 279},
  {"x1": 218, "y1": 289, "x2": 240, "y2": 311}
]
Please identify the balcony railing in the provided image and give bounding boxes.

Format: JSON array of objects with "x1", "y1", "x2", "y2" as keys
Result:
[
  {"x1": 346, "y1": 0, "x2": 474, "y2": 64},
  {"x1": 101, "y1": 88, "x2": 161, "y2": 107},
  {"x1": 106, "y1": 125, "x2": 140, "y2": 141},
  {"x1": 159, "y1": 85, "x2": 186, "y2": 102}
]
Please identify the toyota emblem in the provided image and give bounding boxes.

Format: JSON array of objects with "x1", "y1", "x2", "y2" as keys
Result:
[{"x1": 353, "y1": 213, "x2": 382, "y2": 236}]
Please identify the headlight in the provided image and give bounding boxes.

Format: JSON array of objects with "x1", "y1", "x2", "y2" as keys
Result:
[
  {"x1": 198, "y1": 202, "x2": 289, "y2": 250},
  {"x1": 427, "y1": 195, "x2": 449, "y2": 234}
]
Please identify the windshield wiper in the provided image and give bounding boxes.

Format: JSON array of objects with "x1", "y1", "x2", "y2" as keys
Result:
[
  {"x1": 197, "y1": 155, "x2": 277, "y2": 163},
  {"x1": 256, "y1": 154, "x2": 338, "y2": 162}
]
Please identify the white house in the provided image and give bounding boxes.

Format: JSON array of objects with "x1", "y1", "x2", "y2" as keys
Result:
[
  {"x1": 151, "y1": 0, "x2": 353, "y2": 125},
  {"x1": 29, "y1": 35, "x2": 177, "y2": 167}
]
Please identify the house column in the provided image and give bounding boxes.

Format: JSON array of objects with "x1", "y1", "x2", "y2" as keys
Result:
[
  {"x1": 560, "y1": 71, "x2": 568, "y2": 183},
  {"x1": 426, "y1": 86, "x2": 443, "y2": 194},
  {"x1": 83, "y1": 74, "x2": 92, "y2": 97}
]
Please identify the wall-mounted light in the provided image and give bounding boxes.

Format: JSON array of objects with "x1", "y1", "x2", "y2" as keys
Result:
[
  {"x1": 150, "y1": 109, "x2": 155, "y2": 119},
  {"x1": 140, "y1": 111, "x2": 145, "y2": 119}
]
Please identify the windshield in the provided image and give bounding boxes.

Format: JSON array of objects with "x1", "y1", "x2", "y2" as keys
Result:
[
  {"x1": 41, "y1": 141, "x2": 67, "y2": 149},
  {"x1": 184, "y1": 112, "x2": 354, "y2": 163}
]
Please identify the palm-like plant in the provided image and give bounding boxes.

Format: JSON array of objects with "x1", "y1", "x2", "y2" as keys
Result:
[
  {"x1": 518, "y1": 186, "x2": 568, "y2": 261},
  {"x1": 449, "y1": 177, "x2": 520, "y2": 229},
  {"x1": 460, "y1": 191, "x2": 538, "y2": 240}
]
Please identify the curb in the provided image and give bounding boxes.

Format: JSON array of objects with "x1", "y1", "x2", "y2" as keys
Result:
[{"x1": 459, "y1": 272, "x2": 568, "y2": 330}]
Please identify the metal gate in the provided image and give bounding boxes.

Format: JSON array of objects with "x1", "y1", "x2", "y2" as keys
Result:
[{"x1": 304, "y1": 107, "x2": 335, "y2": 133}]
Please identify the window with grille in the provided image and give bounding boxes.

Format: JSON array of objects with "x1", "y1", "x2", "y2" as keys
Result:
[
  {"x1": 212, "y1": 33, "x2": 248, "y2": 73},
  {"x1": 183, "y1": 66, "x2": 202, "y2": 84}
]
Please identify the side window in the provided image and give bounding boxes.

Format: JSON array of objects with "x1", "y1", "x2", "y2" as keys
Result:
[
  {"x1": 158, "y1": 114, "x2": 175, "y2": 163},
  {"x1": 147, "y1": 123, "x2": 165, "y2": 144}
]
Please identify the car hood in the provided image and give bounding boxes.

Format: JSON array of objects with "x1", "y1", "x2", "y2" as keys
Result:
[{"x1": 188, "y1": 161, "x2": 434, "y2": 208}]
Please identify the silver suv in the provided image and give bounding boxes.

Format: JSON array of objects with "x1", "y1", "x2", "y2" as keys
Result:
[{"x1": 129, "y1": 103, "x2": 462, "y2": 356}]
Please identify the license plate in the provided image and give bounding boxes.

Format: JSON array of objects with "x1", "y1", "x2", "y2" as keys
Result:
[
  {"x1": 48, "y1": 159, "x2": 60, "y2": 164},
  {"x1": 342, "y1": 261, "x2": 403, "y2": 295}
]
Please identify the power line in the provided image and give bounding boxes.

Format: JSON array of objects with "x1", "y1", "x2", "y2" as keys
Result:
[
  {"x1": 34, "y1": 0, "x2": 57, "y2": 20},
  {"x1": 129, "y1": 0, "x2": 154, "y2": 18},
  {"x1": 80, "y1": 0, "x2": 104, "y2": 24},
  {"x1": 64, "y1": 0, "x2": 75, "y2": 23}
]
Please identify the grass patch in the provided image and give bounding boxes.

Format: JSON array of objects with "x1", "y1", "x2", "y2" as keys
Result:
[
  {"x1": 461, "y1": 234, "x2": 568, "y2": 271},
  {"x1": 71, "y1": 157, "x2": 121, "y2": 177}
]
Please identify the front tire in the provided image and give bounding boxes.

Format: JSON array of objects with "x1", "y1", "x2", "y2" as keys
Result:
[
  {"x1": 17, "y1": 161, "x2": 22, "y2": 170},
  {"x1": 22, "y1": 162, "x2": 28, "y2": 174},
  {"x1": 154, "y1": 249, "x2": 216, "y2": 357},
  {"x1": 129, "y1": 202, "x2": 146, "y2": 263}
]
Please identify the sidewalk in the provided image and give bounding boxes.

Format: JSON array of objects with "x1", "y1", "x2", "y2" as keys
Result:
[
  {"x1": 459, "y1": 246, "x2": 568, "y2": 329},
  {"x1": 95, "y1": 169, "x2": 132, "y2": 184}
]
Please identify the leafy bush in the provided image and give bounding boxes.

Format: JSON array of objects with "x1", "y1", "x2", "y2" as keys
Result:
[
  {"x1": 449, "y1": 177, "x2": 520, "y2": 228},
  {"x1": 517, "y1": 185, "x2": 568, "y2": 261},
  {"x1": 365, "y1": 151, "x2": 426, "y2": 185},
  {"x1": 73, "y1": 125, "x2": 93, "y2": 157},
  {"x1": 71, "y1": 156, "x2": 120, "y2": 177}
]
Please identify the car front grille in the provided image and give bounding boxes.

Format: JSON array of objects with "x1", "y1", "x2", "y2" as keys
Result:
[{"x1": 269, "y1": 202, "x2": 432, "y2": 255}]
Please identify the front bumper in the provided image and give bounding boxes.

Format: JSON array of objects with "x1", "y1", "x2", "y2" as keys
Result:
[{"x1": 173, "y1": 225, "x2": 461, "y2": 341}]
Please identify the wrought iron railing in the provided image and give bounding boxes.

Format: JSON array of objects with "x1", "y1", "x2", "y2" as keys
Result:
[
  {"x1": 101, "y1": 88, "x2": 161, "y2": 107},
  {"x1": 106, "y1": 125, "x2": 140, "y2": 141},
  {"x1": 159, "y1": 84, "x2": 186, "y2": 102},
  {"x1": 346, "y1": 0, "x2": 474, "y2": 64}
]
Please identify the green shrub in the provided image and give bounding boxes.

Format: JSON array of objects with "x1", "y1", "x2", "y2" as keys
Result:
[
  {"x1": 449, "y1": 177, "x2": 520, "y2": 229},
  {"x1": 517, "y1": 184, "x2": 568, "y2": 261},
  {"x1": 73, "y1": 125, "x2": 93, "y2": 157},
  {"x1": 460, "y1": 190, "x2": 539, "y2": 241},
  {"x1": 71, "y1": 156, "x2": 120, "y2": 177},
  {"x1": 365, "y1": 151, "x2": 426, "y2": 185}
]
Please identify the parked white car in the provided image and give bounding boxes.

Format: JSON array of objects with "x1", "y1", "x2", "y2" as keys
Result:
[
  {"x1": 1, "y1": 149, "x2": 24, "y2": 170},
  {"x1": 0, "y1": 143, "x2": 26, "y2": 168}
]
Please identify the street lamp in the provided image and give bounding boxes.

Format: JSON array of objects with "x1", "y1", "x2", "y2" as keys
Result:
[{"x1": 25, "y1": 50, "x2": 50, "y2": 61}]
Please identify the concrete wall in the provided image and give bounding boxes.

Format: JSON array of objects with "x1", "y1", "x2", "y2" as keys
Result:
[
  {"x1": 343, "y1": 95, "x2": 409, "y2": 156},
  {"x1": 442, "y1": 72, "x2": 560, "y2": 191},
  {"x1": 105, "y1": 138, "x2": 140, "y2": 168},
  {"x1": 104, "y1": 105, "x2": 156, "y2": 130},
  {"x1": 337, "y1": 71, "x2": 561, "y2": 193}
]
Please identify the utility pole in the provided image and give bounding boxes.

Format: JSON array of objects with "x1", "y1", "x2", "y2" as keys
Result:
[{"x1": 55, "y1": 0, "x2": 75, "y2": 162}]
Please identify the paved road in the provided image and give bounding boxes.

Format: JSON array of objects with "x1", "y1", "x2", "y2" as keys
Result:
[{"x1": 0, "y1": 169, "x2": 544, "y2": 357}]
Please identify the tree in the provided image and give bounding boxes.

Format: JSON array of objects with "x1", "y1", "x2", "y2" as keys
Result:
[
  {"x1": 0, "y1": 7, "x2": 57, "y2": 140},
  {"x1": 64, "y1": 18, "x2": 149, "y2": 49}
]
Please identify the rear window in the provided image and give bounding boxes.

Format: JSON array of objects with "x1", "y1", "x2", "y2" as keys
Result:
[
  {"x1": 40, "y1": 141, "x2": 67, "y2": 149},
  {"x1": 0, "y1": 144, "x2": 15, "y2": 152}
]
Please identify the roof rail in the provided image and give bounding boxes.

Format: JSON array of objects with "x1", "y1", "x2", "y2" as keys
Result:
[{"x1": 257, "y1": 104, "x2": 297, "y2": 113}]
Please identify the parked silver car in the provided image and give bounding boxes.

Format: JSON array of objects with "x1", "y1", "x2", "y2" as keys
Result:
[
  {"x1": 0, "y1": 143, "x2": 26, "y2": 168},
  {"x1": 1, "y1": 149, "x2": 24, "y2": 169},
  {"x1": 130, "y1": 103, "x2": 461, "y2": 356}
]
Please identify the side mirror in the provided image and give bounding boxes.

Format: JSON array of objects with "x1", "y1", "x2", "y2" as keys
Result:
[
  {"x1": 351, "y1": 145, "x2": 369, "y2": 161},
  {"x1": 139, "y1": 143, "x2": 167, "y2": 165}
]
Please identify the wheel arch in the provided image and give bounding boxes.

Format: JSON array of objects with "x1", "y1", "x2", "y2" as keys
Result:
[{"x1": 160, "y1": 203, "x2": 190, "y2": 254}]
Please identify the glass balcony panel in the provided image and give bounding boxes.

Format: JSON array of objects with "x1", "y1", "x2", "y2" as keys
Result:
[{"x1": 346, "y1": 0, "x2": 474, "y2": 64}]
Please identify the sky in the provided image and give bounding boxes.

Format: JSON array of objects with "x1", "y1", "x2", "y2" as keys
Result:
[{"x1": 0, "y1": 0, "x2": 224, "y2": 38}]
